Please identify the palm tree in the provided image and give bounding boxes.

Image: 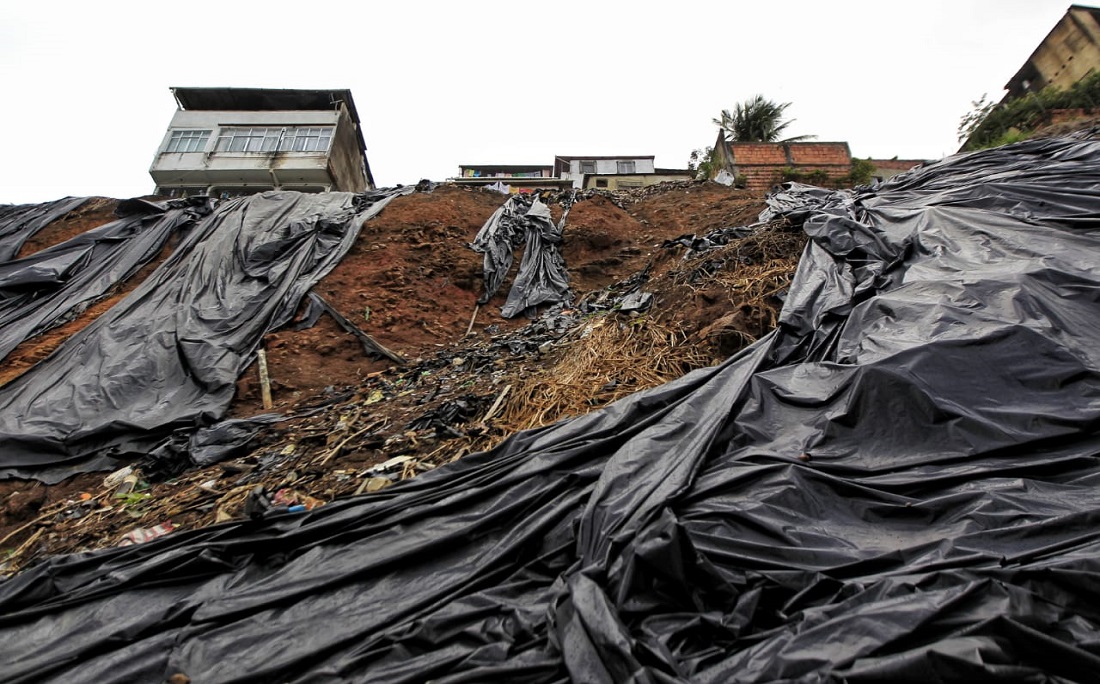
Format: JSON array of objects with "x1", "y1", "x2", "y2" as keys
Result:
[{"x1": 714, "y1": 95, "x2": 815, "y2": 142}]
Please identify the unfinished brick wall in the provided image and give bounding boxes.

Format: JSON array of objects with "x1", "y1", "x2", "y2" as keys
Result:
[
  {"x1": 728, "y1": 144, "x2": 788, "y2": 165},
  {"x1": 1049, "y1": 108, "x2": 1089, "y2": 125},
  {"x1": 728, "y1": 142, "x2": 852, "y2": 194}
]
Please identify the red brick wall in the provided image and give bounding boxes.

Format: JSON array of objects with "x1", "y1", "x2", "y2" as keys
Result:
[
  {"x1": 788, "y1": 144, "x2": 851, "y2": 165},
  {"x1": 739, "y1": 168, "x2": 848, "y2": 194},
  {"x1": 742, "y1": 174, "x2": 781, "y2": 194},
  {"x1": 728, "y1": 143, "x2": 788, "y2": 165},
  {"x1": 1050, "y1": 108, "x2": 1088, "y2": 125},
  {"x1": 869, "y1": 159, "x2": 923, "y2": 173},
  {"x1": 728, "y1": 142, "x2": 852, "y2": 194}
]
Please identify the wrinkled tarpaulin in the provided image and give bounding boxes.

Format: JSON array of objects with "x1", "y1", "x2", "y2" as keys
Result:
[
  {"x1": 0, "y1": 196, "x2": 90, "y2": 263},
  {"x1": 471, "y1": 193, "x2": 572, "y2": 317},
  {"x1": 0, "y1": 188, "x2": 410, "y2": 483},
  {"x1": 3, "y1": 139, "x2": 1100, "y2": 682},
  {"x1": 0, "y1": 197, "x2": 210, "y2": 362}
]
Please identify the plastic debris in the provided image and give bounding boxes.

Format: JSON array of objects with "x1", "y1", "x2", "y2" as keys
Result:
[
  {"x1": 470, "y1": 194, "x2": 573, "y2": 318},
  {"x1": 117, "y1": 522, "x2": 175, "y2": 547}
]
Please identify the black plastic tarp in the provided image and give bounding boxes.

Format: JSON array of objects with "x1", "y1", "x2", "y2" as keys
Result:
[
  {"x1": 0, "y1": 197, "x2": 209, "y2": 362},
  {"x1": 3, "y1": 139, "x2": 1100, "y2": 682},
  {"x1": 0, "y1": 188, "x2": 410, "y2": 483},
  {"x1": 0, "y1": 196, "x2": 90, "y2": 263},
  {"x1": 471, "y1": 194, "x2": 530, "y2": 302},
  {"x1": 472, "y1": 194, "x2": 572, "y2": 317}
]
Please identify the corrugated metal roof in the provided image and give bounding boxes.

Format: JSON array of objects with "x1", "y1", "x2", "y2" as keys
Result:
[{"x1": 171, "y1": 87, "x2": 360, "y2": 123}]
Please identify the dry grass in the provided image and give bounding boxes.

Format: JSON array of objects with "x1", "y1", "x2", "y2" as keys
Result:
[{"x1": 495, "y1": 315, "x2": 712, "y2": 433}]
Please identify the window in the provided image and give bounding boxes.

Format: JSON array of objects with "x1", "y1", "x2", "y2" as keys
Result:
[
  {"x1": 165, "y1": 129, "x2": 211, "y2": 153},
  {"x1": 214, "y1": 126, "x2": 334, "y2": 153},
  {"x1": 595, "y1": 179, "x2": 608, "y2": 188},
  {"x1": 616, "y1": 160, "x2": 636, "y2": 174},
  {"x1": 285, "y1": 127, "x2": 333, "y2": 152},
  {"x1": 216, "y1": 127, "x2": 280, "y2": 153},
  {"x1": 580, "y1": 161, "x2": 596, "y2": 174}
]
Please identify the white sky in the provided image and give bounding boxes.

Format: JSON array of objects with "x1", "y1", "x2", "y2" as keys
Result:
[{"x1": 0, "y1": 0, "x2": 1077, "y2": 203}]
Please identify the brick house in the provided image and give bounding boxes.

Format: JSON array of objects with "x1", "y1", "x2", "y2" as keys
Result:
[{"x1": 712, "y1": 131, "x2": 853, "y2": 193}]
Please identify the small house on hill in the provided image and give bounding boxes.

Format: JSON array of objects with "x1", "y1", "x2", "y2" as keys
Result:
[
  {"x1": 449, "y1": 165, "x2": 572, "y2": 192},
  {"x1": 553, "y1": 155, "x2": 692, "y2": 190}
]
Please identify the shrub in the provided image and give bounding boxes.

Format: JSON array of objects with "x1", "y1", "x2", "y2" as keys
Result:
[{"x1": 961, "y1": 71, "x2": 1100, "y2": 150}]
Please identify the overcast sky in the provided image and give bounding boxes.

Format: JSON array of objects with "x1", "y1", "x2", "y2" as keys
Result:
[{"x1": 0, "y1": 0, "x2": 1077, "y2": 203}]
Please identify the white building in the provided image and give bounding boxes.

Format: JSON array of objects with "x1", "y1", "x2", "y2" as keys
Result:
[
  {"x1": 149, "y1": 87, "x2": 375, "y2": 198},
  {"x1": 552, "y1": 155, "x2": 656, "y2": 188}
]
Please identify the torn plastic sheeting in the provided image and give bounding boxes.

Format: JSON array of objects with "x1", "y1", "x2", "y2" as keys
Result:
[
  {"x1": 616, "y1": 290, "x2": 653, "y2": 313},
  {"x1": 758, "y1": 181, "x2": 842, "y2": 224},
  {"x1": 0, "y1": 196, "x2": 90, "y2": 263},
  {"x1": 471, "y1": 194, "x2": 573, "y2": 318},
  {"x1": 499, "y1": 197, "x2": 572, "y2": 318},
  {"x1": 0, "y1": 188, "x2": 412, "y2": 483},
  {"x1": 469, "y1": 194, "x2": 530, "y2": 303},
  {"x1": 661, "y1": 225, "x2": 754, "y2": 254},
  {"x1": 144, "y1": 414, "x2": 286, "y2": 474},
  {"x1": 0, "y1": 197, "x2": 210, "y2": 362},
  {"x1": 2, "y1": 139, "x2": 1100, "y2": 682}
]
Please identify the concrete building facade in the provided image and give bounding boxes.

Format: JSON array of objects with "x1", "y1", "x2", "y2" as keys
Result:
[
  {"x1": 1005, "y1": 5, "x2": 1100, "y2": 99},
  {"x1": 149, "y1": 87, "x2": 375, "y2": 198},
  {"x1": 449, "y1": 165, "x2": 572, "y2": 192},
  {"x1": 553, "y1": 156, "x2": 656, "y2": 188},
  {"x1": 448, "y1": 157, "x2": 687, "y2": 192},
  {"x1": 582, "y1": 170, "x2": 694, "y2": 190}
]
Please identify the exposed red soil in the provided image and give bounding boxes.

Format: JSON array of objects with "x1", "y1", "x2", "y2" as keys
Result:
[
  {"x1": 561, "y1": 194, "x2": 650, "y2": 291},
  {"x1": 625, "y1": 182, "x2": 762, "y2": 236},
  {"x1": 233, "y1": 186, "x2": 511, "y2": 416},
  {"x1": 234, "y1": 184, "x2": 756, "y2": 418}
]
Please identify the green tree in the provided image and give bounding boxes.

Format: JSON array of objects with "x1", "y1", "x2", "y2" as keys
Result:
[
  {"x1": 714, "y1": 95, "x2": 815, "y2": 142},
  {"x1": 959, "y1": 72, "x2": 1100, "y2": 150},
  {"x1": 957, "y1": 94, "x2": 996, "y2": 144},
  {"x1": 687, "y1": 146, "x2": 717, "y2": 179}
]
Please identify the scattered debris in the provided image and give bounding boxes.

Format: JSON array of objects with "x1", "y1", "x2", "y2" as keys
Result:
[{"x1": 118, "y1": 522, "x2": 175, "y2": 546}]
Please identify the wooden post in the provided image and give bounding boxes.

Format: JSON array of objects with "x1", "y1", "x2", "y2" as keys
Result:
[
  {"x1": 257, "y1": 349, "x2": 273, "y2": 410},
  {"x1": 465, "y1": 305, "x2": 480, "y2": 337},
  {"x1": 481, "y1": 384, "x2": 511, "y2": 423}
]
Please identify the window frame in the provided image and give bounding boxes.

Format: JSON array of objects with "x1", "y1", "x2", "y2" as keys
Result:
[
  {"x1": 616, "y1": 160, "x2": 636, "y2": 174},
  {"x1": 213, "y1": 126, "x2": 335, "y2": 154},
  {"x1": 165, "y1": 129, "x2": 211, "y2": 153}
]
